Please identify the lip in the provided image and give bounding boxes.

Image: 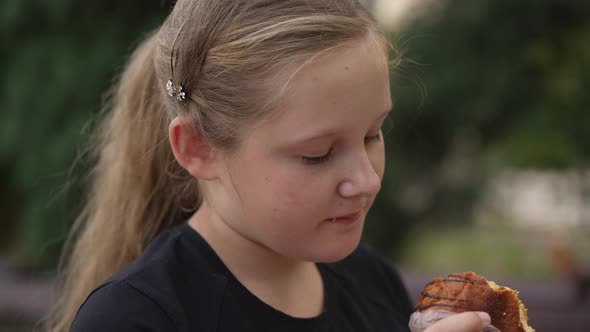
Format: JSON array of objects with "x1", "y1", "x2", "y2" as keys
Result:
[{"x1": 324, "y1": 210, "x2": 363, "y2": 224}]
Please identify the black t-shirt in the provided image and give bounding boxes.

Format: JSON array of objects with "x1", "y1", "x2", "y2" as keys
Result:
[{"x1": 71, "y1": 222, "x2": 412, "y2": 331}]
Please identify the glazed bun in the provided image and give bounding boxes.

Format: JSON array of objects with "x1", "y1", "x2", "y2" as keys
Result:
[{"x1": 416, "y1": 272, "x2": 534, "y2": 332}]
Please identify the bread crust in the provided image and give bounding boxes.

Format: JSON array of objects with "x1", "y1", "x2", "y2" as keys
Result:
[{"x1": 416, "y1": 272, "x2": 534, "y2": 332}]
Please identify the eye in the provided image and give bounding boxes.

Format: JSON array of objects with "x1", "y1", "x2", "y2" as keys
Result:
[
  {"x1": 302, "y1": 147, "x2": 333, "y2": 165},
  {"x1": 364, "y1": 132, "x2": 381, "y2": 145},
  {"x1": 302, "y1": 132, "x2": 381, "y2": 165}
]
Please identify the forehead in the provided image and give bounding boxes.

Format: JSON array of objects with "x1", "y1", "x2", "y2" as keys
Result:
[{"x1": 254, "y1": 39, "x2": 392, "y2": 140}]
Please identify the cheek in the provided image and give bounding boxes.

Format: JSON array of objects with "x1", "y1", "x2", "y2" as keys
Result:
[
  {"x1": 233, "y1": 158, "x2": 328, "y2": 216},
  {"x1": 271, "y1": 168, "x2": 331, "y2": 213}
]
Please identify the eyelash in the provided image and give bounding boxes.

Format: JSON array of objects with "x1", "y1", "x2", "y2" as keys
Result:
[{"x1": 301, "y1": 133, "x2": 381, "y2": 165}]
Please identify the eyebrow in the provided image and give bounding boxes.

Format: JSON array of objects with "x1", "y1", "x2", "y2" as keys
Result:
[{"x1": 290, "y1": 108, "x2": 392, "y2": 145}]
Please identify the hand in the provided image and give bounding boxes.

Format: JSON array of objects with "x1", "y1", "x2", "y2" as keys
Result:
[{"x1": 424, "y1": 312, "x2": 491, "y2": 332}]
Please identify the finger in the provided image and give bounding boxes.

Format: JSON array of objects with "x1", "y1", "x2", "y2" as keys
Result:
[{"x1": 425, "y1": 312, "x2": 491, "y2": 332}]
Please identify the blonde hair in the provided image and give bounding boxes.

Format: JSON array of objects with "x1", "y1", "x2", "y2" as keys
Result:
[{"x1": 44, "y1": 1, "x2": 390, "y2": 330}]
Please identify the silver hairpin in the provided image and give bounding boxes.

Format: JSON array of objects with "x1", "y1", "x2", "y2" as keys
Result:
[
  {"x1": 166, "y1": 79, "x2": 175, "y2": 97},
  {"x1": 167, "y1": 23, "x2": 188, "y2": 102},
  {"x1": 177, "y1": 85, "x2": 186, "y2": 101},
  {"x1": 166, "y1": 79, "x2": 186, "y2": 101}
]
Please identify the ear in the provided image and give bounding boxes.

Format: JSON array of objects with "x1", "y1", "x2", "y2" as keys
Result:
[{"x1": 169, "y1": 116, "x2": 220, "y2": 180}]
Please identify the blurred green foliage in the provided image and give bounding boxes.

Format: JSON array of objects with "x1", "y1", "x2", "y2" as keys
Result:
[
  {"x1": 399, "y1": 225, "x2": 555, "y2": 280},
  {"x1": 366, "y1": 0, "x2": 590, "y2": 255},
  {"x1": 0, "y1": 1, "x2": 168, "y2": 269},
  {"x1": 0, "y1": 0, "x2": 588, "y2": 270}
]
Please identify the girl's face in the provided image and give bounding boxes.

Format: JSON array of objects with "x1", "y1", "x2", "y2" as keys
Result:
[{"x1": 210, "y1": 39, "x2": 392, "y2": 262}]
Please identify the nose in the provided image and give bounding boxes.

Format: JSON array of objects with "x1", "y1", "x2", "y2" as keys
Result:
[{"x1": 338, "y1": 152, "x2": 381, "y2": 198}]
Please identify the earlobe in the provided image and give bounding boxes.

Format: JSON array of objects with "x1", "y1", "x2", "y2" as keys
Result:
[{"x1": 168, "y1": 117, "x2": 219, "y2": 180}]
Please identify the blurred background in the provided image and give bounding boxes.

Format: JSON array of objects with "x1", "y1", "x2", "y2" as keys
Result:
[{"x1": 1, "y1": 0, "x2": 589, "y2": 330}]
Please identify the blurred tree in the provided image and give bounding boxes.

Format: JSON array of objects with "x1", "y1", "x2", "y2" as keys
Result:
[
  {"x1": 366, "y1": 0, "x2": 590, "y2": 256},
  {"x1": 0, "y1": 1, "x2": 169, "y2": 269}
]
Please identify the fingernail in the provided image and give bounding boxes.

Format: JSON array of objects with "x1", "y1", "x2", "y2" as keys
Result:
[{"x1": 476, "y1": 312, "x2": 491, "y2": 326}]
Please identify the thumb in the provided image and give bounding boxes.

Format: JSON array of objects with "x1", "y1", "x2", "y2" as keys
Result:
[{"x1": 424, "y1": 312, "x2": 491, "y2": 332}]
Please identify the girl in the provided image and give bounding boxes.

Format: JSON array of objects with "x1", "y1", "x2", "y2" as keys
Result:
[{"x1": 46, "y1": 1, "x2": 491, "y2": 331}]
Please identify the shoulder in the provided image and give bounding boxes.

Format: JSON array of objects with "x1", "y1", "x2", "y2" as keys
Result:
[
  {"x1": 72, "y1": 223, "x2": 229, "y2": 331},
  {"x1": 71, "y1": 280, "x2": 176, "y2": 331},
  {"x1": 325, "y1": 243, "x2": 413, "y2": 316}
]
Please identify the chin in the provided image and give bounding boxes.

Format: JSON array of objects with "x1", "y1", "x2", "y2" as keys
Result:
[
  {"x1": 303, "y1": 233, "x2": 363, "y2": 263},
  {"x1": 313, "y1": 248, "x2": 357, "y2": 263}
]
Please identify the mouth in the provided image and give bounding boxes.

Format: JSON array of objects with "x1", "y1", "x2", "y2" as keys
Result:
[{"x1": 324, "y1": 210, "x2": 363, "y2": 224}]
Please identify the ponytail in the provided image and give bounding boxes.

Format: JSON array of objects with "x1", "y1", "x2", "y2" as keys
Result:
[{"x1": 44, "y1": 31, "x2": 198, "y2": 332}]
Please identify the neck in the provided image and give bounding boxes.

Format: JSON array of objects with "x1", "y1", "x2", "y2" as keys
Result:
[{"x1": 188, "y1": 202, "x2": 324, "y2": 318}]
